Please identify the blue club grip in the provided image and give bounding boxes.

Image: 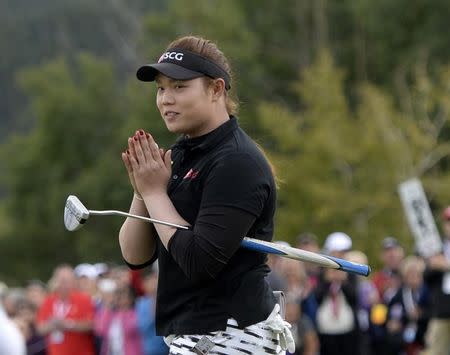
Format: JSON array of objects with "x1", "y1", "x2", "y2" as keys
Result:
[
  {"x1": 326, "y1": 255, "x2": 371, "y2": 276},
  {"x1": 240, "y1": 238, "x2": 287, "y2": 256},
  {"x1": 240, "y1": 238, "x2": 371, "y2": 277}
]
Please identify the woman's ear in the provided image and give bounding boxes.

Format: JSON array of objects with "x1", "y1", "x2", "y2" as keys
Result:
[{"x1": 210, "y1": 78, "x2": 226, "y2": 101}]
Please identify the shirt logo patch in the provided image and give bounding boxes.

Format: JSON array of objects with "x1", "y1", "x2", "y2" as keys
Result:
[{"x1": 183, "y1": 168, "x2": 199, "y2": 180}]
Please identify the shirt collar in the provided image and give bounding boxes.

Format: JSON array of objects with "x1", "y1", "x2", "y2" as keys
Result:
[{"x1": 174, "y1": 116, "x2": 238, "y2": 152}]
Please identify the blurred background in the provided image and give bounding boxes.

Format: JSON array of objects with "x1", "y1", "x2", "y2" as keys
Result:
[{"x1": 1, "y1": 0, "x2": 450, "y2": 285}]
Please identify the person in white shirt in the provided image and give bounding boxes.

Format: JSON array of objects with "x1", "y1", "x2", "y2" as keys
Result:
[{"x1": 0, "y1": 302, "x2": 26, "y2": 355}]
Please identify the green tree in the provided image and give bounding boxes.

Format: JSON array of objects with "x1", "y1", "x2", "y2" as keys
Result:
[
  {"x1": 0, "y1": 0, "x2": 164, "y2": 140},
  {"x1": 0, "y1": 54, "x2": 129, "y2": 283},
  {"x1": 0, "y1": 50, "x2": 184, "y2": 283},
  {"x1": 3, "y1": 0, "x2": 450, "y2": 282},
  {"x1": 257, "y1": 51, "x2": 450, "y2": 266}
]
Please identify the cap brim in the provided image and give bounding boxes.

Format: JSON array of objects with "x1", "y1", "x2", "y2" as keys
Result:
[{"x1": 136, "y1": 63, "x2": 204, "y2": 82}]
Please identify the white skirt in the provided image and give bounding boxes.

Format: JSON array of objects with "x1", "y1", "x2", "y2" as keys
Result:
[{"x1": 165, "y1": 304, "x2": 294, "y2": 355}]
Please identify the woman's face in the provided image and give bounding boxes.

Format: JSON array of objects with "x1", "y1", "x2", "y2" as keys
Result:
[{"x1": 156, "y1": 74, "x2": 217, "y2": 137}]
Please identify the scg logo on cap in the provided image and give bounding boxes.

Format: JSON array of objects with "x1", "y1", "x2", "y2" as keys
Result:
[{"x1": 158, "y1": 51, "x2": 184, "y2": 63}]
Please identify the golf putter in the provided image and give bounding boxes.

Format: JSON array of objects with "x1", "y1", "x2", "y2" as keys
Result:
[{"x1": 64, "y1": 195, "x2": 371, "y2": 276}]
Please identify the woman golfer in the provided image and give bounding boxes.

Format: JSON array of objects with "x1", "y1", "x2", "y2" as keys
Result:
[{"x1": 119, "y1": 35, "x2": 294, "y2": 355}]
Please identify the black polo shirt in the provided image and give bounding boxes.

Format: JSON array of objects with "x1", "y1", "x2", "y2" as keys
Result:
[{"x1": 131, "y1": 117, "x2": 277, "y2": 335}]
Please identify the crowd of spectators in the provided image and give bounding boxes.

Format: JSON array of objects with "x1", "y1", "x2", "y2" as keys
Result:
[
  {"x1": 0, "y1": 262, "x2": 167, "y2": 355},
  {"x1": 266, "y1": 207, "x2": 450, "y2": 355},
  {"x1": 1, "y1": 208, "x2": 450, "y2": 355}
]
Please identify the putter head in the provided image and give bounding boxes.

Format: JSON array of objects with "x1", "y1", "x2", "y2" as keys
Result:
[{"x1": 64, "y1": 195, "x2": 90, "y2": 231}]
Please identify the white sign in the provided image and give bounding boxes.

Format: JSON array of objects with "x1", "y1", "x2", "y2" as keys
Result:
[{"x1": 398, "y1": 178, "x2": 442, "y2": 257}]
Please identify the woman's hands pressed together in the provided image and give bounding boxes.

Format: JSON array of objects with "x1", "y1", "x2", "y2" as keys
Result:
[
  {"x1": 121, "y1": 129, "x2": 189, "y2": 249},
  {"x1": 121, "y1": 129, "x2": 172, "y2": 199}
]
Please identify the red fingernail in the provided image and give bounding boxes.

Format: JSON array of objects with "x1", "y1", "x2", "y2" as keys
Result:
[
  {"x1": 146, "y1": 133, "x2": 150, "y2": 138},
  {"x1": 139, "y1": 130, "x2": 144, "y2": 136},
  {"x1": 133, "y1": 136, "x2": 138, "y2": 141},
  {"x1": 126, "y1": 149, "x2": 130, "y2": 155}
]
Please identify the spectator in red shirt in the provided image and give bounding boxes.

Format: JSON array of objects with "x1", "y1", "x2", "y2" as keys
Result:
[{"x1": 36, "y1": 264, "x2": 95, "y2": 355}]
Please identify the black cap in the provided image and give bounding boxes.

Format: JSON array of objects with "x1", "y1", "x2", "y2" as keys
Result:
[{"x1": 137, "y1": 48, "x2": 231, "y2": 90}]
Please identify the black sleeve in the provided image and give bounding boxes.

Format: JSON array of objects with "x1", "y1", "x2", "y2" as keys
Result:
[
  {"x1": 124, "y1": 258, "x2": 155, "y2": 270},
  {"x1": 167, "y1": 153, "x2": 271, "y2": 282},
  {"x1": 168, "y1": 206, "x2": 257, "y2": 282}
]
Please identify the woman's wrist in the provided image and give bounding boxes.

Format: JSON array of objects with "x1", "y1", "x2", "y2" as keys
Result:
[{"x1": 141, "y1": 190, "x2": 167, "y2": 201}]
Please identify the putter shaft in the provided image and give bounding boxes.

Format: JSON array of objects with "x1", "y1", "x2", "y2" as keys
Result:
[{"x1": 89, "y1": 210, "x2": 190, "y2": 230}]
